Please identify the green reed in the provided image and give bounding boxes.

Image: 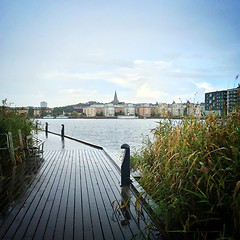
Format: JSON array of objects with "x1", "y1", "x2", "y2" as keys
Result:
[{"x1": 131, "y1": 112, "x2": 240, "y2": 239}]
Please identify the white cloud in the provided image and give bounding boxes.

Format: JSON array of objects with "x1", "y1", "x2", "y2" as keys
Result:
[
  {"x1": 43, "y1": 59, "x2": 210, "y2": 104},
  {"x1": 195, "y1": 82, "x2": 216, "y2": 93},
  {"x1": 136, "y1": 83, "x2": 166, "y2": 99}
]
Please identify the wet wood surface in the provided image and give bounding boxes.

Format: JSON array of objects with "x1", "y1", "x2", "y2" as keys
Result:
[{"x1": 0, "y1": 148, "x2": 161, "y2": 239}]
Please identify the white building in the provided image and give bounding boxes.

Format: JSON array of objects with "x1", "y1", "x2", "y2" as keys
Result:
[
  {"x1": 40, "y1": 101, "x2": 47, "y2": 108},
  {"x1": 104, "y1": 104, "x2": 115, "y2": 117},
  {"x1": 123, "y1": 103, "x2": 135, "y2": 116},
  {"x1": 84, "y1": 107, "x2": 97, "y2": 117},
  {"x1": 170, "y1": 103, "x2": 187, "y2": 117}
]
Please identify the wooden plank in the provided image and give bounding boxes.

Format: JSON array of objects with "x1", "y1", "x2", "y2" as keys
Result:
[
  {"x1": 64, "y1": 150, "x2": 76, "y2": 240},
  {"x1": 73, "y1": 150, "x2": 83, "y2": 240},
  {"x1": 0, "y1": 151, "x2": 56, "y2": 239},
  {"x1": 96, "y1": 150, "x2": 160, "y2": 239},
  {"x1": 91, "y1": 149, "x2": 147, "y2": 238},
  {"x1": 43, "y1": 150, "x2": 71, "y2": 240},
  {"x1": 54, "y1": 150, "x2": 73, "y2": 240},
  {"x1": 85, "y1": 149, "x2": 127, "y2": 240},
  {"x1": 79, "y1": 150, "x2": 94, "y2": 240},
  {"x1": 82, "y1": 149, "x2": 105, "y2": 240},
  {"x1": 23, "y1": 150, "x2": 68, "y2": 239},
  {"x1": 0, "y1": 148, "x2": 161, "y2": 240},
  {"x1": 3, "y1": 151, "x2": 60, "y2": 239}
]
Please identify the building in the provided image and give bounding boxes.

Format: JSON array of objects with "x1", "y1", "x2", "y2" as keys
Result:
[
  {"x1": 136, "y1": 104, "x2": 152, "y2": 117},
  {"x1": 205, "y1": 90, "x2": 227, "y2": 116},
  {"x1": 84, "y1": 107, "x2": 97, "y2": 117},
  {"x1": 104, "y1": 104, "x2": 115, "y2": 117},
  {"x1": 170, "y1": 103, "x2": 187, "y2": 117},
  {"x1": 227, "y1": 86, "x2": 240, "y2": 113},
  {"x1": 123, "y1": 103, "x2": 135, "y2": 116},
  {"x1": 40, "y1": 101, "x2": 47, "y2": 108},
  {"x1": 205, "y1": 86, "x2": 240, "y2": 116}
]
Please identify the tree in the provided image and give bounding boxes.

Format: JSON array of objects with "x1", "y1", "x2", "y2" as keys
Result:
[{"x1": 71, "y1": 111, "x2": 78, "y2": 117}]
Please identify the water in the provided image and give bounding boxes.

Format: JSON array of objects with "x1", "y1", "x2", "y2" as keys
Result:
[{"x1": 36, "y1": 119, "x2": 161, "y2": 152}]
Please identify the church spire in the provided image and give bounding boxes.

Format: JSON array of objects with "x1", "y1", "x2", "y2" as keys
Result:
[{"x1": 112, "y1": 91, "x2": 119, "y2": 105}]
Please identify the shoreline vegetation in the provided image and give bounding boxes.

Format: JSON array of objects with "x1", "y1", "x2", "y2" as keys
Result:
[
  {"x1": 0, "y1": 100, "x2": 35, "y2": 167},
  {"x1": 131, "y1": 111, "x2": 240, "y2": 239}
]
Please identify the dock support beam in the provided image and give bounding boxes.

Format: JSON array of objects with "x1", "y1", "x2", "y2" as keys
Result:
[{"x1": 121, "y1": 144, "x2": 131, "y2": 187}]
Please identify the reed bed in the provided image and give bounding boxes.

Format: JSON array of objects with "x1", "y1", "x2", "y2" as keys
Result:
[{"x1": 132, "y1": 111, "x2": 240, "y2": 239}]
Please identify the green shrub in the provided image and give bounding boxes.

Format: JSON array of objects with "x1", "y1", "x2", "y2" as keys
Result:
[
  {"x1": 132, "y1": 112, "x2": 240, "y2": 239},
  {"x1": 0, "y1": 101, "x2": 35, "y2": 166}
]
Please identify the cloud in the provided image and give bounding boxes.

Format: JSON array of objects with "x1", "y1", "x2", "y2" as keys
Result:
[
  {"x1": 136, "y1": 83, "x2": 167, "y2": 99},
  {"x1": 43, "y1": 59, "x2": 213, "y2": 104},
  {"x1": 195, "y1": 82, "x2": 216, "y2": 93}
]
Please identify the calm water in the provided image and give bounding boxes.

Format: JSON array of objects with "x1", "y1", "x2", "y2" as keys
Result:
[{"x1": 37, "y1": 119, "x2": 161, "y2": 152}]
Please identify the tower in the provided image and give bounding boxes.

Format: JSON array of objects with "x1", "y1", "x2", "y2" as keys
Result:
[{"x1": 112, "y1": 91, "x2": 119, "y2": 105}]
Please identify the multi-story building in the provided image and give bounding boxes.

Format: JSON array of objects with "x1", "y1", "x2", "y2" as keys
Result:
[
  {"x1": 205, "y1": 90, "x2": 227, "y2": 116},
  {"x1": 84, "y1": 107, "x2": 97, "y2": 117},
  {"x1": 227, "y1": 86, "x2": 240, "y2": 113},
  {"x1": 136, "y1": 104, "x2": 152, "y2": 117},
  {"x1": 154, "y1": 103, "x2": 168, "y2": 116},
  {"x1": 123, "y1": 103, "x2": 135, "y2": 116},
  {"x1": 170, "y1": 103, "x2": 187, "y2": 117},
  {"x1": 104, "y1": 104, "x2": 115, "y2": 117},
  {"x1": 205, "y1": 86, "x2": 240, "y2": 116}
]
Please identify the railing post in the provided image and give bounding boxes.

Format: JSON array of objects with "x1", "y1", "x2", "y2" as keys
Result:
[
  {"x1": 18, "y1": 130, "x2": 26, "y2": 160},
  {"x1": 8, "y1": 132, "x2": 16, "y2": 165},
  {"x1": 121, "y1": 144, "x2": 131, "y2": 187},
  {"x1": 61, "y1": 124, "x2": 65, "y2": 139}
]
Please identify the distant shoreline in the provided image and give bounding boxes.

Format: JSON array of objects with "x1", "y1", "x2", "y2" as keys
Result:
[{"x1": 35, "y1": 116, "x2": 188, "y2": 120}]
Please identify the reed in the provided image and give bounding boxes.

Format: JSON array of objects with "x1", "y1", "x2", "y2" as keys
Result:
[{"x1": 132, "y1": 111, "x2": 240, "y2": 239}]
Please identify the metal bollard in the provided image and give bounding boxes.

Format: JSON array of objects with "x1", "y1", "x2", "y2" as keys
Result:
[
  {"x1": 61, "y1": 124, "x2": 65, "y2": 138},
  {"x1": 45, "y1": 122, "x2": 48, "y2": 133},
  {"x1": 121, "y1": 144, "x2": 131, "y2": 187},
  {"x1": 45, "y1": 122, "x2": 48, "y2": 137}
]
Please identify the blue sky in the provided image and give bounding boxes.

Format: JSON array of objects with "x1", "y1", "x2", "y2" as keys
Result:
[{"x1": 0, "y1": 0, "x2": 239, "y2": 107}]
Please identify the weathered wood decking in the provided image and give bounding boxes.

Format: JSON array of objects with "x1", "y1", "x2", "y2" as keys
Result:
[{"x1": 0, "y1": 146, "x2": 161, "y2": 240}]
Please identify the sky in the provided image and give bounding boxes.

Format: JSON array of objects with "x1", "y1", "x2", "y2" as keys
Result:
[{"x1": 0, "y1": 0, "x2": 240, "y2": 107}]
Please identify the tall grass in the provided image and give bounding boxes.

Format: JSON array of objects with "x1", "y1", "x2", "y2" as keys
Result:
[
  {"x1": 132, "y1": 111, "x2": 240, "y2": 239},
  {"x1": 0, "y1": 101, "x2": 35, "y2": 166}
]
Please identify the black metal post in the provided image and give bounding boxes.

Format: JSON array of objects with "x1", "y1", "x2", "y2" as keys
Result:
[
  {"x1": 61, "y1": 124, "x2": 65, "y2": 138},
  {"x1": 45, "y1": 122, "x2": 48, "y2": 133},
  {"x1": 121, "y1": 144, "x2": 131, "y2": 187},
  {"x1": 45, "y1": 122, "x2": 48, "y2": 137}
]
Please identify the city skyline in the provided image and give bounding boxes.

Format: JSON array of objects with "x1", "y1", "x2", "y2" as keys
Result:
[{"x1": 1, "y1": 0, "x2": 240, "y2": 107}]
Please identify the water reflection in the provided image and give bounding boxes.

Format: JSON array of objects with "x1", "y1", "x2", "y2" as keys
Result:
[{"x1": 61, "y1": 138, "x2": 65, "y2": 149}]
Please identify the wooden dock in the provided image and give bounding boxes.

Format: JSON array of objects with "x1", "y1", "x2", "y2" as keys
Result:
[{"x1": 0, "y1": 144, "x2": 161, "y2": 239}]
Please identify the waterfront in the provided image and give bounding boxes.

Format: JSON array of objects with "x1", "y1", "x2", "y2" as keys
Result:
[{"x1": 37, "y1": 119, "x2": 161, "y2": 153}]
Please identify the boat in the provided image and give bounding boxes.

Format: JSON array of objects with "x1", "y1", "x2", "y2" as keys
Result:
[
  {"x1": 117, "y1": 115, "x2": 138, "y2": 119},
  {"x1": 43, "y1": 115, "x2": 55, "y2": 119},
  {"x1": 56, "y1": 115, "x2": 69, "y2": 119}
]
